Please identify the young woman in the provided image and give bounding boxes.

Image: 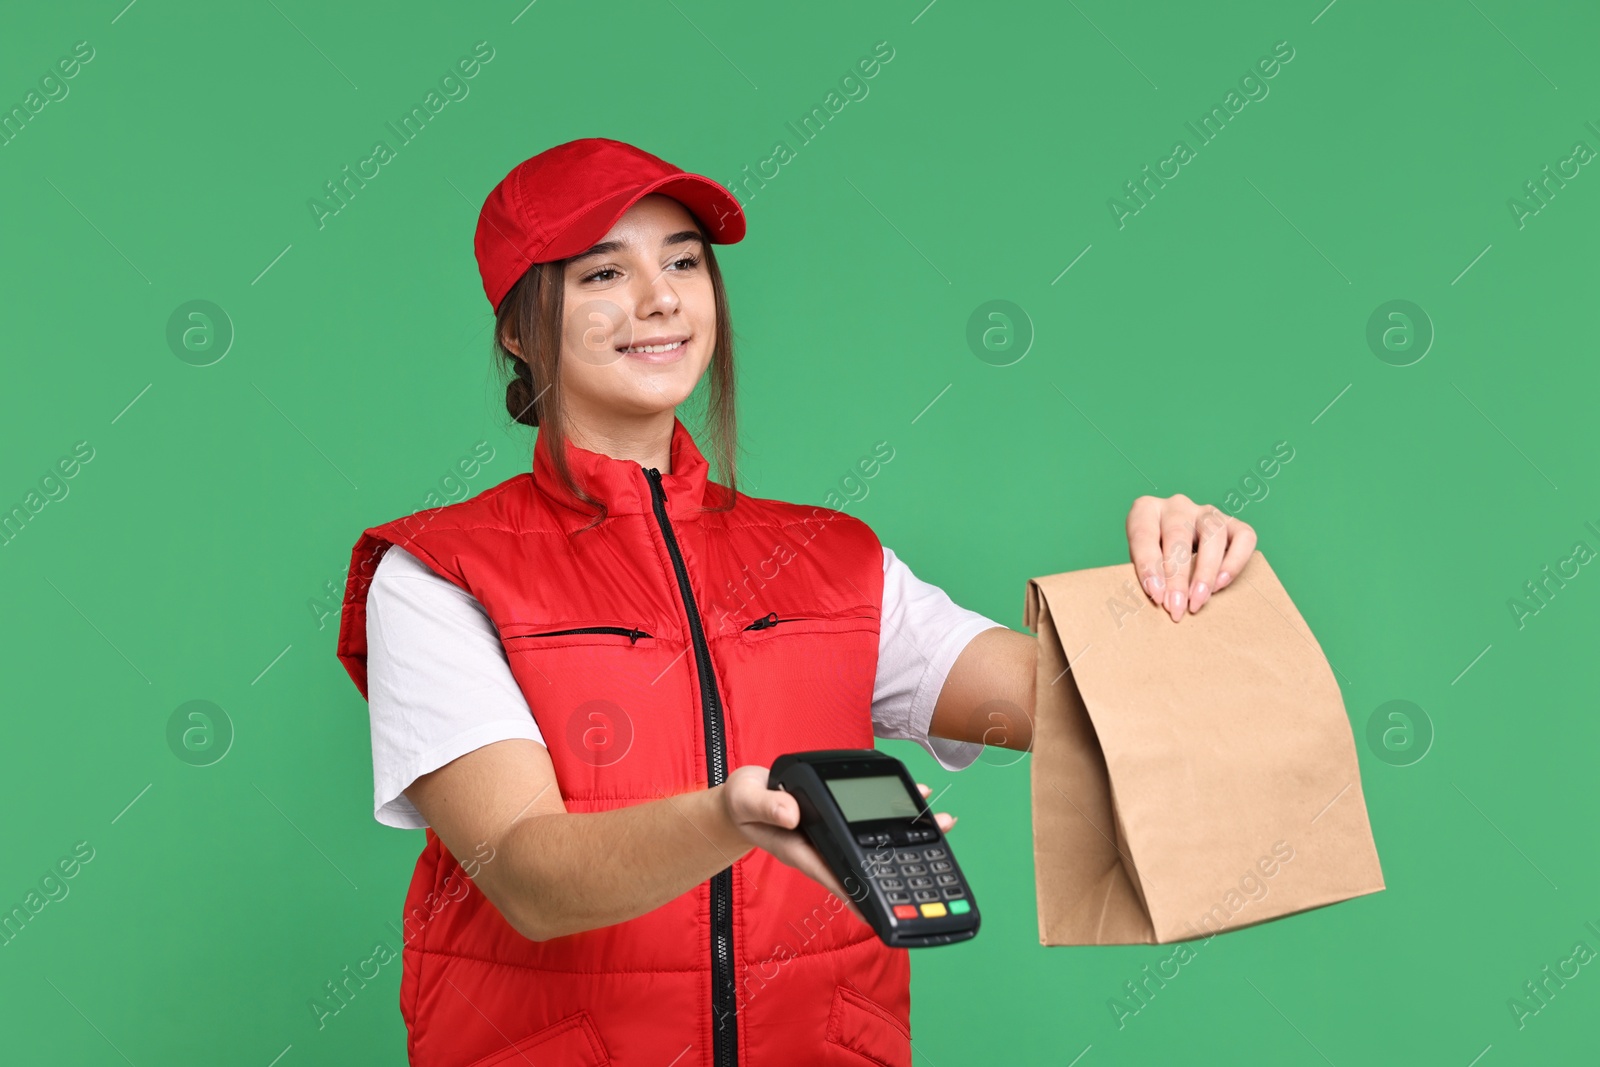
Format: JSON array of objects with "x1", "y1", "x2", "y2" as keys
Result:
[{"x1": 336, "y1": 138, "x2": 1256, "y2": 1067}]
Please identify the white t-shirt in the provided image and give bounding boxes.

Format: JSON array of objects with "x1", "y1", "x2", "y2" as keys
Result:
[{"x1": 365, "y1": 544, "x2": 1003, "y2": 829}]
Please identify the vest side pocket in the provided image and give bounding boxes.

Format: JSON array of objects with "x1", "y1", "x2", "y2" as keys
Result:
[
  {"x1": 461, "y1": 1008, "x2": 610, "y2": 1067},
  {"x1": 824, "y1": 984, "x2": 912, "y2": 1067}
]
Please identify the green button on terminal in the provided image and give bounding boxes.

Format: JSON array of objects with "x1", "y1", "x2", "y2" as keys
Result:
[{"x1": 947, "y1": 899, "x2": 970, "y2": 915}]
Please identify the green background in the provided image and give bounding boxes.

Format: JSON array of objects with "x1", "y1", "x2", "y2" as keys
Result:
[{"x1": 3, "y1": 0, "x2": 1596, "y2": 1063}]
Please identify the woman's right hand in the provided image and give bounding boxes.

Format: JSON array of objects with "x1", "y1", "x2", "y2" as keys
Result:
[{"x1": 719, "y1": 765, "x2": 957, "y2": 925}]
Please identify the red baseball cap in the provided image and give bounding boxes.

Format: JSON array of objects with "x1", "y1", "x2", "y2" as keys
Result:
[{"x1": 473, "y1": 137, "x2": 747, "y2": 311}]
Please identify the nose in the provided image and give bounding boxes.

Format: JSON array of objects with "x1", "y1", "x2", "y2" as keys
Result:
[{"x1": 629, "y1": 264, "x2": 682, "y2": 318}]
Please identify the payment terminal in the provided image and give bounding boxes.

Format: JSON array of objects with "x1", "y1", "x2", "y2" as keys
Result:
[{"x1": 768, "y1": 749, "x2": 980, "y2": 948}]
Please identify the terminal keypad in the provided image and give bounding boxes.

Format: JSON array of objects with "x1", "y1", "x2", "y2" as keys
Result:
[{"x1": 863, "y1": 842, "x2": 969, "y2": 918}]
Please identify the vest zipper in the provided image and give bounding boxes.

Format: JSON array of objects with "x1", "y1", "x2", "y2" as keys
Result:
[
  {"x1": 505, "y1": 626, "x2": 652, "y2": 644},
  {"x1": 642, "y1": 465, "x2": 738, "y2": 1067}
]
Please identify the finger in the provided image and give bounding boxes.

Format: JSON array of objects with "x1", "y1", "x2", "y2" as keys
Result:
[
  {"x1": 1158, "y1": 497, "x2": 1197, "y2": 621},
  {"x1": 917, "y1": 783, "x2": 930, "y2": 798},
  {"x1": 935, "y1": 812, "x2": 957, "y2": 832},
  {"x1": 741, "y1": 821, "x2": 867, "y2": 921},
  {"x1": 744, "y1": 823, "x2": 837, "y2": 887},
  {"x1": 803, "y1": 845, "x2": 869, "y2": 923},
  {"x1": 766, "y1": 788, "x2": 799, "y2": 829},
  {"x1": 725, "y1": 766, "x2": 792, "y2": 831},
  {"x1": 1189, "y1": 505, "x2": 1228, "y2": 612},
  {"x1": 1125, "y1": 495, "x2": 1167, "y2": 605},
  {"x1": 1214, "y1": 518, "x2": 1258, "y2": 590},
  {"x1": 806, "y1": 851, "x2": 867, "y2": 923}
]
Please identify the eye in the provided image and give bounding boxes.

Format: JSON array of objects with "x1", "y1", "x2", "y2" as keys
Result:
[{"x1": 579, "y1": 253, "x2": 699, "y2": 285}]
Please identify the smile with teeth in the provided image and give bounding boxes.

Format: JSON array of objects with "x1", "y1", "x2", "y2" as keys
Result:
[{"x1": 618, "y1": 340, "x2": 686, "y2": 354}]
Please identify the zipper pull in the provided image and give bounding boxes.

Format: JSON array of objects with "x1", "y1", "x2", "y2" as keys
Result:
[
  {"x1": 643, "y1": 466, "x2": 665, "y2": 501},
  {"x1": 745, "y1": 611, "x2": 779, "y2": 631},
  {"x1": 628, "y1": 627, "x2": 646, "y2": 644}
]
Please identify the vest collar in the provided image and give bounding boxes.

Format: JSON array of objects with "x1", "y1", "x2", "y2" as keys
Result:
[{"x1": 531, "y1": 415, "x2": 718, "y2": 526}]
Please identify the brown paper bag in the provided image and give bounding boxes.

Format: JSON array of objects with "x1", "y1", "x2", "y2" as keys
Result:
[{"x1": 1024, "y1": 550, "x2": 1384, "y2": 945}]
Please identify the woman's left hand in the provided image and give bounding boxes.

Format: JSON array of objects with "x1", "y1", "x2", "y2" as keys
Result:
[{"x1": 1125, "y1": 494, "x2": 1257, "y2": 622}]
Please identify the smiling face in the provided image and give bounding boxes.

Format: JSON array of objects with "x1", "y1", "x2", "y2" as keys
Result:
[{"x1": 555, "y1": 193, "x2": 718, "y2": 432}]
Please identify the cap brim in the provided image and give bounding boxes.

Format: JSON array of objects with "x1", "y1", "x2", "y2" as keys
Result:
[{"x1": 534, "y1": 172, "x2": 746, "y2": 263}]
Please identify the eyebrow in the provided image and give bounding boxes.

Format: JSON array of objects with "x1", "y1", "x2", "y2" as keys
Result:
[{"x1": 569, "y1": 230, "x2": 704, "y2": 263}]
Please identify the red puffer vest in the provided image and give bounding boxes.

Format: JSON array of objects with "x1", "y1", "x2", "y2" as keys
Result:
[{"x1": 336, "y1": 417, "x2": 913, "y2": 1067}]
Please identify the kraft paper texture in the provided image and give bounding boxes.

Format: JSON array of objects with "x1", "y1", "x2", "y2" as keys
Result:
[{"x1": 1025, "y1": 551, "x2": 1385, "y2": 945}]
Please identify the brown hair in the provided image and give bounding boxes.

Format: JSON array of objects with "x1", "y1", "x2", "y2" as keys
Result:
[{"x1": 492, "y1": 230, "x2": 739, "y2": 532}]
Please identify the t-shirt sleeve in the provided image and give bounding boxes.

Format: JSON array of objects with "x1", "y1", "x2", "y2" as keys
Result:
[
  {"x1": 364, "y1": 544, "x2": 546, "y2": 829},
  {"x1": 872, "y1": 545, "x2": 1008, "y2": 772}
]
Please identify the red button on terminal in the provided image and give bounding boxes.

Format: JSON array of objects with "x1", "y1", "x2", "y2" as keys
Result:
[{"x1": 892, "y1": 904, "x2": 919, "y2": 920}]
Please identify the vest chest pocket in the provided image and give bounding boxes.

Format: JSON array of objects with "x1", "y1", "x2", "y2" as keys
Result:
[
  {"x1": 722, "y1": 610, "x2": 882, "y2": 754},
  {"x1": 738, "y1": 611, "x2": 878, "y2": 641},
  {"x1": 502, "y1": 623, "x2": 658, "y2": 649},
  {"x1": 498, "y1": 622, "x2": 679, "y2": 779}
]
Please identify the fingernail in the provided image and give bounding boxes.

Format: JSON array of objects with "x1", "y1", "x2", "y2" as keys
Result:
[
  {"x1": 1217, "y1": 570, "x2": 1231, "y2": 589},
  {"x1": 1144, "y1": 574, "x2": 1165, "y2": 600},
  {"x1": 1190, "y1": 582, "x2": 1209, "y2": 612},
  {"x1": 1166, "y1": 588, "x2": 1185, "y2": 619}
]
